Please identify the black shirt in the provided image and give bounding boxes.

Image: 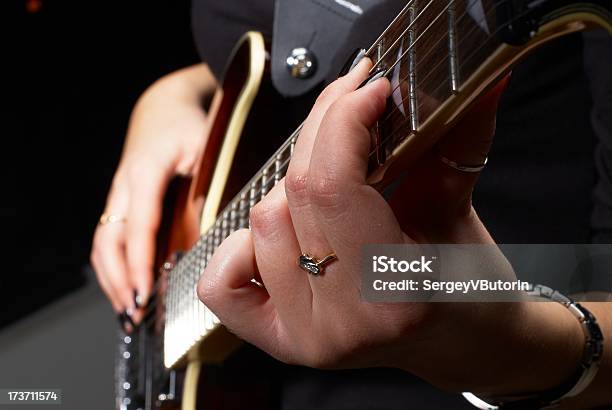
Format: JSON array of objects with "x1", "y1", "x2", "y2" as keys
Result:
[{"x1": 191, "y1": 1, "x2": 612, "y2": 409}]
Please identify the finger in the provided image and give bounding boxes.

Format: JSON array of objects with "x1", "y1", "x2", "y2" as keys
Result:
[
  {"x1": 249, "y1": 180, "x2": 312, "y2": 330},
  {"x1": 125, "y1": 160, "x2": 169, "y2": 307},
  {"x1": 310, "y1": 77, "x2": 391, "y2": 206},
  {"x1": 308, "y1": 78, "x2": 403, "y2": 273},
  {"x1": 197, "y1": 229, "x2": 291, "y2": 362},
  {"x1": 285, "y1": 58, "x2": 373, "y2": 267},
  {"x1": 97, "y1": 225, "x2": 137, "y2": 313},
  {"x1": 402, "y1": 75, "x2": 510, "y2": 220},
  {"x1": 91, "y1": 240, "x2": 123, "y2": 313}
]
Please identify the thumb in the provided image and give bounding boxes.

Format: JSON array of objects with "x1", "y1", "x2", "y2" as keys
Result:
[{"x1": 197, "y1": 230, "x2": 286, "y2": 360}]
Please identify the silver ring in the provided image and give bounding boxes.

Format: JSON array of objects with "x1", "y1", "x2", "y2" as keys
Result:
[
  {"x1": 298, "y1": 253, "x2": 337, "y2": 276},
  {"x1": 440, "y1": 155, "x2": 488, "y2": 173}
]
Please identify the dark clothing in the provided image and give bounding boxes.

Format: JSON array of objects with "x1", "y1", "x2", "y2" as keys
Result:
[
  {"x1": 192, "y1": 0, "x2": 274, "y2": 82},
  {"x1": 191, "y1": 1, "x2": 612, "y2": 408}
]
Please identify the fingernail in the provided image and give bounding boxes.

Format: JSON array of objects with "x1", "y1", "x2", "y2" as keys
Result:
[
  {"x1": 117, "y1": 311, "x2": 135, "y2": 333},
  {"x1": 134, "y1": 291, "x2": 144, "y2": 308},
  {"x1": 338, "y1": 48, "x2": 366, "y2": 77},
  {"x1": 134, "y1": 291, "x2": 149, "y2": 309}
]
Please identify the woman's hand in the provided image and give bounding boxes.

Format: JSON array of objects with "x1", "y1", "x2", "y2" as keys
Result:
[
  {"x1": 91, "y1": 64, "x2": 216, "y2": 324},
  {"x1": 197, "y1": 59, "x2": 583, "y2": 397}
]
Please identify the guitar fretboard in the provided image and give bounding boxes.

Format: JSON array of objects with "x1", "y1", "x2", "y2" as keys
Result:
[{"x1": 164, "y1": 129, "x2": 299, "y2": 366}]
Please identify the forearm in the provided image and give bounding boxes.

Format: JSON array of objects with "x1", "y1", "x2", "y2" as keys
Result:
[
  {"x1": 142, "y1": 63, "x2": 217, "y2": 106},
  {"x1": 120, "y1": 63, "x2": 217, "y2": 170}
]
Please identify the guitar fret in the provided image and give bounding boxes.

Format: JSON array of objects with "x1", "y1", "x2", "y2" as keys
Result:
[
  {"x1": 290, "y1": 136, "x2": 297, "y2": 157},
  {"x1": 197, "y1": 236, "x2": 207, "y2": 273},
  {"x1": 408, "y1": 3, "x2": 419, "y2": 132},
  {"x1": 213, "y1": 221, "x2": 221, "y2": 248},
  {"x1": 221, "y1": 211, "x2": 230, "y2": 240},
  {"x1": 275, "y1": 153, "x2": 283, "y2": 183},
  {"x1": 447, "y1": 0, "x2": 459, "y2": 93},
  {"x1": 249, "y1": 179, "x2": 260, "y2": 209},
  {"x1": 230, "y1": 202, "x2": 239, "y2": 232},
  {"x1": 261, "y1": 168, "x2": 270, "y2": 196},
  {"x1": 239, "y1": 192, "x2": 249, "y2": 229},
  {"x1": 206, "y1": 231, "x2": 213, "y2": 264},
  {"x1": 190, "y1": 261, "x2": 197, "y2": 342},
  {"x1": 376, "y1": 39, "x2": 384, "y2": 63},
  {"x1": 196, "y1": 241, "x2": 206, "y2": 333}
]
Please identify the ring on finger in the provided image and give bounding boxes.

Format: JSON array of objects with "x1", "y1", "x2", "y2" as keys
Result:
[{"x1": 298, "y1": 252, "x2": 337, "y2": 276}]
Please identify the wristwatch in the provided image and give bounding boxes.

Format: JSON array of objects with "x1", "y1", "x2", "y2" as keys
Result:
[{"x1": 463, "y1": 284, "x2": 604, "y2": 409}]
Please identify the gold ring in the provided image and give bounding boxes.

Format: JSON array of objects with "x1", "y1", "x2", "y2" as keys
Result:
[
  {"x1": 99, "y1": 213, "x2": 127, "y2": 226},
  {"x1": 298, "y1": 252, "x2": 337, "y2": 276}
]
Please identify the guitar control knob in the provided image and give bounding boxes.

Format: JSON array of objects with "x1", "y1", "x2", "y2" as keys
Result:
[{"x1": 286, "y1": 47, "x2": 317, "y2": 79}]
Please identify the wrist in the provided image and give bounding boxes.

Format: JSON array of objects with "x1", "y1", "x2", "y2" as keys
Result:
[
  {"x1": 475, "y1": 301, "x2": 584, "y2": 397},
  {"x1": 406, "y1": 300, "x2": 584, "y2": 396},
  {"x1": 464, "y1": 286, "x2": 605, "y2": 410}
]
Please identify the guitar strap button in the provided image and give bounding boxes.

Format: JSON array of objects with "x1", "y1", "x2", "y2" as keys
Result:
[{"x1": 286, "y1": 47, "x2": 317, "y2": 79}]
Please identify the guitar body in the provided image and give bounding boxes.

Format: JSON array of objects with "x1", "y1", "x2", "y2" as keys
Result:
[{"x1": 115, "y1": 3, "x2": 612, "y2": 409}]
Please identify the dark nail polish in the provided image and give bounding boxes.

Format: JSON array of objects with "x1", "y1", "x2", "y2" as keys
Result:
[{"x1": 117, "y1": 311, "x2": 135, "y2": 332}]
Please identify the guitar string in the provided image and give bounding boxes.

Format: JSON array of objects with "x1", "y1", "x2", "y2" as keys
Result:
[
  {"x1": 376, "y1": 0, "x2": 510, "y2": 122},
  {"x1": 364, "y1": 0, "x2": 415, "y2": 57},
  {"x1": 372, "y1": 3, "x2": 535, "y2": 152},
  {"x1": 383, "y1": 0, "x2": 539, "y2": 118},
  {"x1": 367, "y1": 0, "x2": 501, "y2": 76},
  {"x1": 366, "y1": 0, "x2": 437, "y2": 74},
  {"x1": 382, "y1": 0, "x2": 492, "y2": 105},
  {"x1": 159, "y1": 1, "x2": 543, "y2": 333},
  {"x1": 381, "y1": 2, "x2": 454, "y2": 77},
  {"x1": 375, "y1": 6, "x2": 491, "y2": 129}
]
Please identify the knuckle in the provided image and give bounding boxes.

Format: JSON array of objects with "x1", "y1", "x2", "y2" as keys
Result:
[
  {"x1": 307, "y1": 173, "x2": 342, "y2": 209},
  {"x1": 315, "y1": 82, "x2": 339, "y2": 105},
  {"x1": 284, "y1": 171, "x2": 309, "y2": 203},
  {"x1": 249, "y1": 200, "x2": 283, "y2": 237},
  {"x1": 324, "y1": 97, "x2": 352, "y2": 128}
]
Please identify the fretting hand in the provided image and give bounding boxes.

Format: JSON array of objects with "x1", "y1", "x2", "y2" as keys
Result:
[{"x1": 197, "y1": 59, "x2": 583, "y2": 396}]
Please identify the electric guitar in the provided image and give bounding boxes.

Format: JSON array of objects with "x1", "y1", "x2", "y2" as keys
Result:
[{"x1": 114, "y1": 1, "x2": 612, "y2": 409}]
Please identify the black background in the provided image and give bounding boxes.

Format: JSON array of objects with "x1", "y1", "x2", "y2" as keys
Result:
[{"x1": 1, "y1": 0, "x2": 198, "y2": 327}]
